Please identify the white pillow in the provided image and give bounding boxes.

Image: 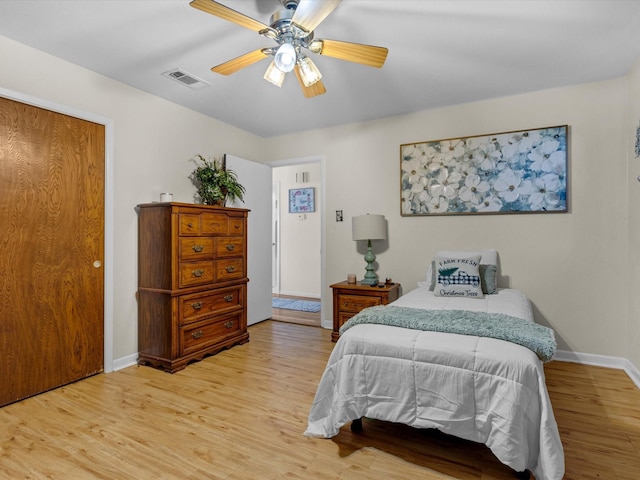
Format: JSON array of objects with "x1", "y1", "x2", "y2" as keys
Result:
[
  {"x1": 433, "y1": 254, "x2": 484, "y2": 298},
  {"x1": 421, "y1": 249, "x2": 497, "y2": 287}
]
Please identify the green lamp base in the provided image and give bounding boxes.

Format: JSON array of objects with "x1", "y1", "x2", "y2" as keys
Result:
[{"x1": 360, "y1": 240, "x2": 379, "y2": 286}]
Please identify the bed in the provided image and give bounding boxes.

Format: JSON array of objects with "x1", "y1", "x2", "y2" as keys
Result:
[{"x1": 305, "y1": 250, "x2": 565, "y2": 480}]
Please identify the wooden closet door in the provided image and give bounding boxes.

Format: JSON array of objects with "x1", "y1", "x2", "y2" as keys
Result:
[{"x1": 0, "y1": 96, "x2": 105, "y2": 407}]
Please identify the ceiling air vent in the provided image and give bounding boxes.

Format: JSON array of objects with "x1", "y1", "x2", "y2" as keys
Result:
[{"x1": 162, "y1": 68, "x2": 210, "y2": 90}]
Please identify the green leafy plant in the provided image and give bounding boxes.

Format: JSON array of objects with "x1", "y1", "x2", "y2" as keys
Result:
[{"x1": 190, "y1": 154, "x2": 245, "y2": 206}]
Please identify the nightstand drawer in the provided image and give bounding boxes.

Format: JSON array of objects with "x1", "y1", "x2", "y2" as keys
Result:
[{"x1": 338, "y1": 294, "x2": 381, "y2": 313}]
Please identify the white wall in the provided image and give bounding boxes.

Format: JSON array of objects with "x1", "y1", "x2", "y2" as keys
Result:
[
  {"x1": 2, "y1": 32, "x2": 638, "y2": 374},
  {"x1": 264, "y1": 77, "x2": 635, "y2": 366},
  {"x1": 273, "y1": 163, "x2": 322, "y2": 298},
  {"x1": 0, "y1": 35, "x2": 265, "y2": 363}
]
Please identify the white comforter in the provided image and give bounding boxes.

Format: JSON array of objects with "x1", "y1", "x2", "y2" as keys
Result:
[{"x1": 305, "y1": 286, "x2": 564, "y2": 480}]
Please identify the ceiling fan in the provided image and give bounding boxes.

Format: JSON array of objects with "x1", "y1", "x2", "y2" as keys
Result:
[{"x1": 189, "y1": 0, "x2": 389, "y2": 98}]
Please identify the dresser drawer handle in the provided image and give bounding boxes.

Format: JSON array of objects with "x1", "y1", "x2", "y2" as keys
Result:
[
  {"x1": 226, "y1": 244, "x2": 235, "y2": 251},
  {"x1": 192, "y1": 245, "x2": 204, "y2": 253},
  {"x1": 234, "y1": 224, "x2": 240, "y2": 230},
  {"x1": 191, "y1": 330, "x2": 203, "y2": 339},
  {"x1": 188, "y1": 223, "x2": 194, "y2": 228},
  {"x1": 224, "y1": 321, "x2": 234, "y2": 329},
  {"x1": 224, "y1": 295, "x2": 233, "y2": 302},
  {"x1": 192, "y1": 269, "x2": 204, "y2": 277},
  {"x1": 225, "y1": 266, "x2": 235, "y2": 273},
  {"x1": 191, "y1": 302, "x2": 203, "y2": 310}
]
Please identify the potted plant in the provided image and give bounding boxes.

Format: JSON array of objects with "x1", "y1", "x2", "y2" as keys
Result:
[{"x1": 190, "y1": 154, "x2": 245, "y2": 206}]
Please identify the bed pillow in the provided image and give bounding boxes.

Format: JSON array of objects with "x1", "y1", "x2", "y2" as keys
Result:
[
  {"x1": 427, "y1": 261, "x2": 497, "y2": 294},
  {"x1": 422, "y1": 249, "x2": 498, "y2": 292},
  {"x1": 433, "y1": 255, "x2": 484, "y2": 298}
]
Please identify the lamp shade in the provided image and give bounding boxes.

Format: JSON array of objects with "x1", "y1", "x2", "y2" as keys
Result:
[{"x1": 352, "y1": 214, "x2": 386, "y2": 241}]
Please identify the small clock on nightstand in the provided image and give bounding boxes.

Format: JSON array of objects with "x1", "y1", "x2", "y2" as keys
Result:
[{"x1": 330, "y1": 280, "x2": 401, "y2": 342}]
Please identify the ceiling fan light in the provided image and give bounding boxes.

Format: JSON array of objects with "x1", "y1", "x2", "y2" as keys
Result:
[
  {"x1": 264, "y1": 61, "x2": 286, "y2": 87},
  {"x1": 298, "y1": 56, "x2": 322, "y2": 87},
  {"x1": 274, "y1": 42, "x2": 297, "y2": 73}
]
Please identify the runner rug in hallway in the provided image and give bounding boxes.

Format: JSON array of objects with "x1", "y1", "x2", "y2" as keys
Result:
[{"x1": 272, "y1": 298, "x2": 321, "y2": 313}]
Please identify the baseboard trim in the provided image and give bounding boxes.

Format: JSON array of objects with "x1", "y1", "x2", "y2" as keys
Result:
[
  {"x1": 275, "y1": 290, "x2": 320, "y2": 300},
  {"x1": 555, "y1": 349, "x2": 640, "y2": 389},
  {"x1": 112, "y1": 353, "x2": 138, "y2": 372}
]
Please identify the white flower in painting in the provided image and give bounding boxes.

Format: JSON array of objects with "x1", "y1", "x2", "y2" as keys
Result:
[
  {"x1": 427, "y1": 195, "x2": 449, "y2": 213},
  {"x1": 524, "y1": 174, "x2": 563, "y2": 210},
  {"x1": 472, "y1": 140, "x2": 503, "y2": 171},
  {"x1": 458, "y1": 174, "x2": 490, "y2": 205},
  {"x1": 476, "y1": 192, "x2": 503, "y2": 212},
  {"x1": 493, "y1": 168, "x2": 524, "y2": 203},
  {"x1": 528, "y1": 138, "x2": 564, "y2": 173},
  {"x1": 439, "y1": 139, "x2": 466, "y2": 162},
  {"x1": 401, "y1": 156, "x2": 428, "y2": 185},
  {"x1": 430, "y1": 168, "x2": 462, "y2": 199},
  {"x1": 511, "y1": 130, "x2": 542, "y2": 153},
  {"x1": 401, "y1": 189, "x2": 414, "y2": 213}
]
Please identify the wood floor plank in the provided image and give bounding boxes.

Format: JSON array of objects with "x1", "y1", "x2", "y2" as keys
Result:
[{"x1": 1, "y1": 320, "x2": 639, "y2": 479}]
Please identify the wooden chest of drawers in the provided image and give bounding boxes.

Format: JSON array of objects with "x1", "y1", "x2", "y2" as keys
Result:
[
  {"x1": 137, "y1": 202, "x2": 249, "y2": 372},
  {"x1": 330, "y1": 280, "x2": 401, "y2": 342}
]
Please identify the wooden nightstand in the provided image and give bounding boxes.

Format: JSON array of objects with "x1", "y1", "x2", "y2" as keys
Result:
[{"x1": 330, "y1": 281, "x2": 401, "y2": 342}]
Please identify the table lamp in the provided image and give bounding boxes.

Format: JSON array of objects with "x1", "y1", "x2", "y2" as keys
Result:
[{"x1": 352, "y1": 214, "x2": 387, "y2": 285}]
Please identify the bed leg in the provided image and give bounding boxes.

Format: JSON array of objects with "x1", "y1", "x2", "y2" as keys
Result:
[
  {"x1": 350, "y1": 418, "x2": 363, "y2": 432},
  {"x1": 514, "y1": 470, "x2": 531, "y2": 479}
]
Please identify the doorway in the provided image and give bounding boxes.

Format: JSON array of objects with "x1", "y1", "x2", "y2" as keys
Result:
[{"x1": 269, "y1": 157, "x2": 324, "y2": 327}]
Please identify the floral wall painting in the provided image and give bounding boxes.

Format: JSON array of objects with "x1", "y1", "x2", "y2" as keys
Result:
[
  {"x1": 400, "y1": 125, "x2": 569, "y2": 216},
  {"x1": 289, "y1": 187, "x2": 315, "y2": 213}
]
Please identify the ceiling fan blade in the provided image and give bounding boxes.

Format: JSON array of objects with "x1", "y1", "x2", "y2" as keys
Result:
[
  {"x1": 212, "y1": 49, "x2": 269, "y2": 75},
  {"x1": 294, "y1": 65, "x2": 327, "y2": 98},
  {"x1": 291, "y1": 0, "x2": 341, "y2": 33},
  {"x1": 314, "y1": 39, "x2": 388, "y2": 68},
  {"x1": 190, "y1": 0, "x2": 269, "y2": 32}
]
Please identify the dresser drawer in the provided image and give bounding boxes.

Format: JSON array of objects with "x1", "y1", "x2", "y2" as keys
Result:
[
  {"x1": 179, "y1": 237, "x2": 214, "y2": 260},
  {"x1": 215, "y1": 258, "x2": 244, "y2": 282},
  {"x1": 179, "y1": 213, "x2": 201, "y2": 236},
  {"x1": 338, "y1": 294, "x2": 381, "y2": 313},
  {"x1": 200, "y1": 213, "x2": 229, "y2": 235},
  {"x1": 181, "y1": 313, "x2": 242, "y2": 356},
  {"x1": 179, "y1": 286, "x2": 244, "y2": 325},
  {"x1": 179, "y1": 261, "x2": 215, "y2": 287},
  {"x1": 214, "y1": 237, "x2": 244, "y2": 257},
  {"x1": 229, "y1": 217, "x2": 244, "y2": 235}
]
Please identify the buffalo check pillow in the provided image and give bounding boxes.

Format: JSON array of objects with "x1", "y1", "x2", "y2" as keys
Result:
[{"x1": 434, "y1": 255, "x2": 484, "y2": 298}]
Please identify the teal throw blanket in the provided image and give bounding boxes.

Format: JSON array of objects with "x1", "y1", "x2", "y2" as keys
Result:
[{"x1": 339, "y1": 306, "x2": 556, "y2": 362}]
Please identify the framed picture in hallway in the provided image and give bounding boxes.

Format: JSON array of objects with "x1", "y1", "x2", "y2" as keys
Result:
[
  {"x1": 400, "y1": 125, "x2": 568, "y2": 216},
  {"x1": 289, "y1": 187, "x2": 315, "y2": 213}
]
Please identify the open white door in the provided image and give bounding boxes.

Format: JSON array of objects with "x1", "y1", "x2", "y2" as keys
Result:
[{"x1": 226, "y1": 155, "x2": 272, "y2": 326}]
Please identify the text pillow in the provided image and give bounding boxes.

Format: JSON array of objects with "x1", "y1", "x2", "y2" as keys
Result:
[
  {"x1": 434, "y1": 255, "x2": 484, "y2": 299},
  {"x1": 428, "y1": 261, "x2": 497, "y2": 294}
]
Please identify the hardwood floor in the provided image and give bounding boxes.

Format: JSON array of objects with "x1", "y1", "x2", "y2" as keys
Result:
[
  {"x1": 1, "y1": 320, "x2": 639, "y2": 479},
  {"x1": 271, "y1": 294, "x2": 321, "y2": 327}
]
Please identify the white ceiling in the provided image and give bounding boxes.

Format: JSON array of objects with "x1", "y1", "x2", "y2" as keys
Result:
[{"x1": 1, "y1": 0, "x2": 639, "y2": 137}]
